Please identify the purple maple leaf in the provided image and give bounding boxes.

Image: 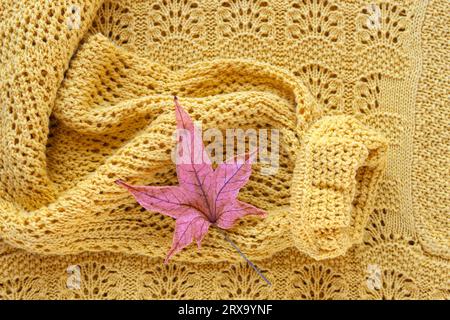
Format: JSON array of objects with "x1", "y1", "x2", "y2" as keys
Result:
[{"x1": 116, "y1": 97, "x2": 267, "y2": 263}]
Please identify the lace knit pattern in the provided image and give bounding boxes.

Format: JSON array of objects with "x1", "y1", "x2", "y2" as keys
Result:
[{"x1": 0, "y1": 0, "x2": 448, "y2": 299}]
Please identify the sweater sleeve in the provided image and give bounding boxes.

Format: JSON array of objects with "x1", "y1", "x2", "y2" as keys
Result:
[
  {"x1": 0, "y1": 1, "x2": 385, "y2": 262},
  {"x1": 0, "y1": 31, "x2": 319, "y2": 261},
  {"x1": 289, "y1": 115, "x2": 388, "y2": 260}
]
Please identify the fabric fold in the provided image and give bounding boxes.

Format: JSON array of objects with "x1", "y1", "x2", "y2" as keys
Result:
[
  {"x1": 289, "y1": 115, "x2": 388, "y2": 260},
  {"x1": 0, "y1": 32, "x2": 386, "y2": 262},
  {"x1": 0, "y1": 0, "x2": 103, "y2": 210}
]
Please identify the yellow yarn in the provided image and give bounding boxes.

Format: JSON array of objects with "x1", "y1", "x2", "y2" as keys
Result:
[{"x1": 0, "y1": 0, "x2": 448, "y2": 299}]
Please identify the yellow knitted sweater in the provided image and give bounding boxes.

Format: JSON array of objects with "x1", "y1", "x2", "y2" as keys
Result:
[{"x1": 0, "y1": 0, "x2": 448, "y2": 299}]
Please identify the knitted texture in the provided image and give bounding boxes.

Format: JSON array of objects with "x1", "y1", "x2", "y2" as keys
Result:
[{"x1": 0, "y1": 0, "x2": 448, "y2": 299}]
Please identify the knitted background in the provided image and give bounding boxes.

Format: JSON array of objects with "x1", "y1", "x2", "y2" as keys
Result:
[{"x1": 0, "y1": 0, "x2": 448, "y2": 299}]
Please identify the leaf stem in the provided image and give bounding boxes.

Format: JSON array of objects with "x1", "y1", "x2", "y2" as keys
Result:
[{"x1": 218, "y1": 229, "x2": 272, "y2": 286}]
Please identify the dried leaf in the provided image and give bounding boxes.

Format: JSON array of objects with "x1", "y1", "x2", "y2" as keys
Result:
[{"x1": 116, "y1": 97, "x2": 267, "y2": 263}]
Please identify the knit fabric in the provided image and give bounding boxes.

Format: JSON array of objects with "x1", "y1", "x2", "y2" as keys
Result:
[{"x1": 0, "y1": 0, "x2": 448, "y2": 299}]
